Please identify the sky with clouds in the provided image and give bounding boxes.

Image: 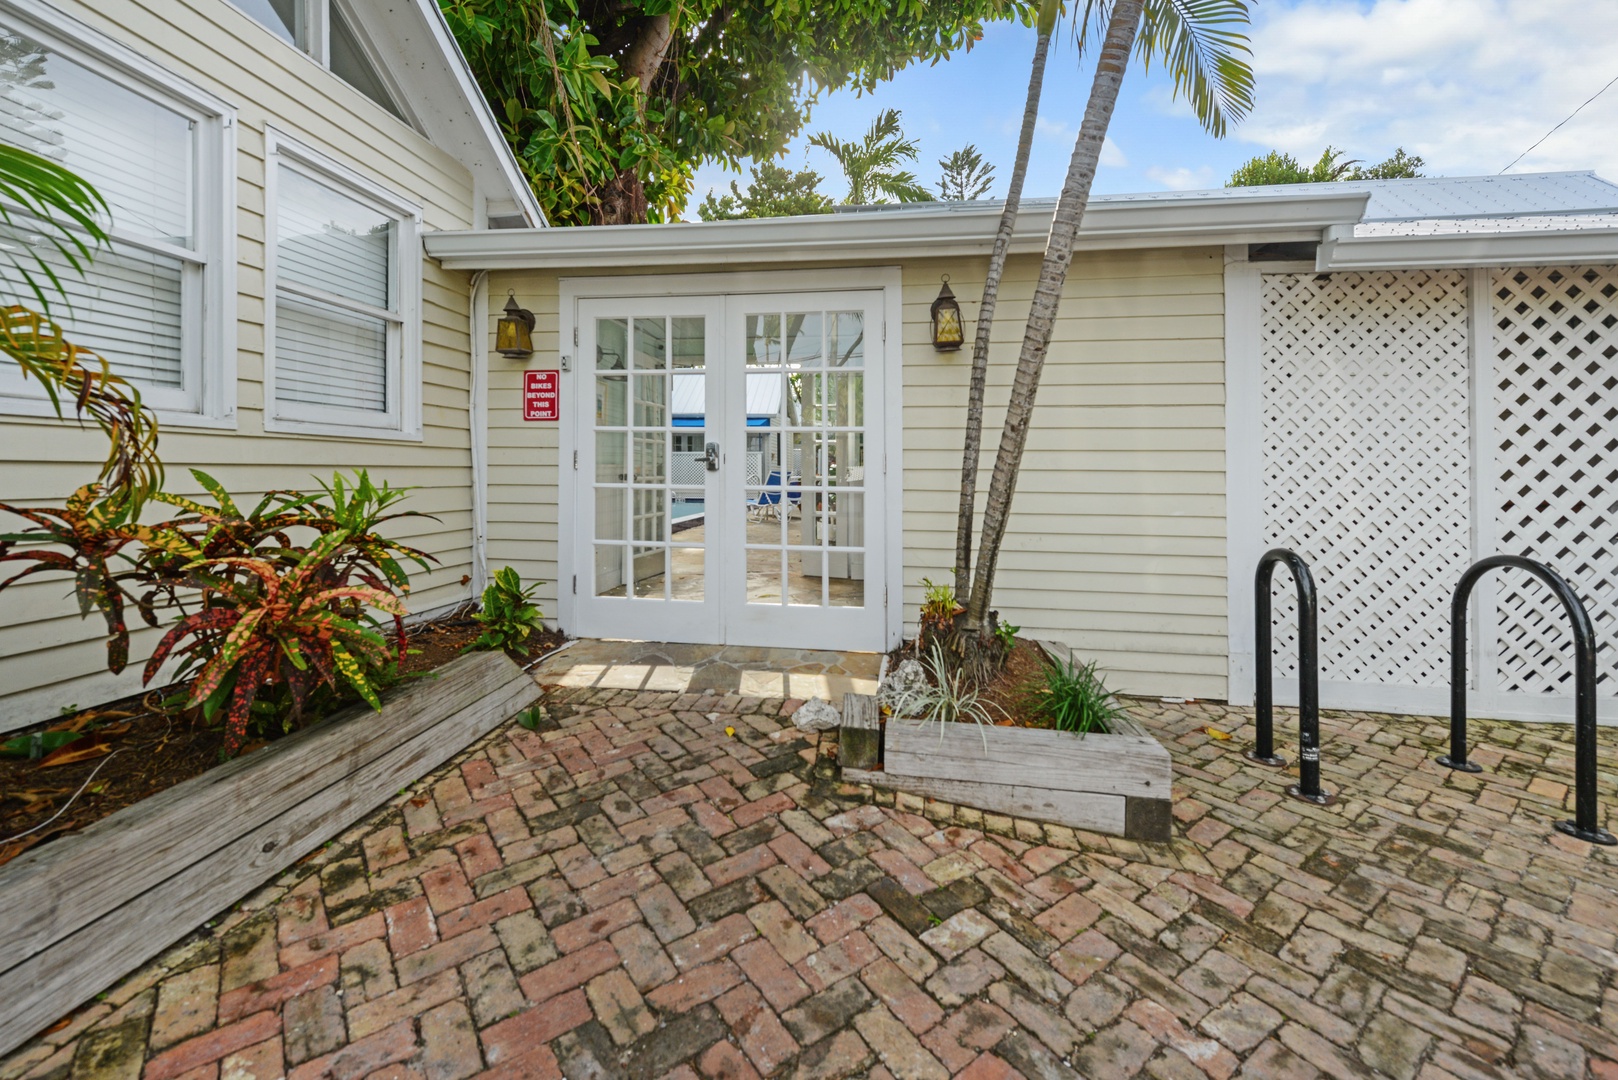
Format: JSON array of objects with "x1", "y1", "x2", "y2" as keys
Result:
[{"x1": 687, "y1": 0, "x2": 1618, "y2": 213}]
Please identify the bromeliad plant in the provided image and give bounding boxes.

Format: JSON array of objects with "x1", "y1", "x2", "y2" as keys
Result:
[{"x1": 0, "y1": 469, "x2": 435, "y2": 754}]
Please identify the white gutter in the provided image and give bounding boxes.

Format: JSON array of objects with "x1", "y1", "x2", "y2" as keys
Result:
[
  {"x1": 1319, "y1": 222, "x2": 1618, "y2": 270},
  {"x1": 425, "y1": 190, "x2": 1371, "y2": 269},
  {"x1": 468, "y1": 270, "x2": 491, "y2": 597}
]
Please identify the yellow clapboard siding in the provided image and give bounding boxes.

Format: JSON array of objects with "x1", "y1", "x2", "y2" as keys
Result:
[{"x1": 0, "y1": 0, "x2": 484, "y2": 728}]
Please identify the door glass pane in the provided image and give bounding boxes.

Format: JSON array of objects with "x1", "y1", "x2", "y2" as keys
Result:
[
  {"x1": 812, "y1": 373, "x2": 864, "y2": 428},
  {"x1": 596, "y1": 375, "x2": 627, "y2": 426},
  {"x1": 633, "y1": 431, "x2": 666, "y2": 485},
  {"x1": 671, "y1": 548, "x2": 704, "y2": 600},
  {"x1": 784, "y1": 312, "x2": 824, "y2": 368},
  {"x1": 746, "y1": 314, "x2": 781, "y2": 366},
  {"x1": 830, "y1": 312, "x2": 865, "y2": 367},
  {"x1": 595, "y1": 432, "x2": 626, "y2": 483},
  {"x1": 633, "y1": 374, "x2": 667, "y2": 427},
  {"x1": 746, "y1": 545, "x2": 783, "y2": 604},
  {"x1": 632, "y1": 545, "x2": 666, "y2": 598},
  {"x1": 633, "y1": 487, "x2": 664, "y2": 542},
  {"x1": 597, "y1": 318, "x2": 628, "y2": 369},
  {"x1": 595, "y1": 488, "x2": 626, "y2": 541},
  {"x1": 633, "y1": 317, "x2": 667, "y2": 369},
  {"x1": 671, "y1": 317, "x2": 705, "y2": 368},
  {"x1": 595, "y1": 545, "x2": 626, "y2": 596}
]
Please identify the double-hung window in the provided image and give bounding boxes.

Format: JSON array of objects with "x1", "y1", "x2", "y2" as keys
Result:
[
  {"x1": 265, "y1": 131, "x2": 421, "y2": 437},
  {"x1": 0, "y1": 2, "x2": 233, "y2": 423}
]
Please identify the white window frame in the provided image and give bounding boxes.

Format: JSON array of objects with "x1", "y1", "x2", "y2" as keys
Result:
[
  {"x1": 0, "y1": 0, "x2": 236, "y2": 428},
  {"x1": 227, "y1": 0, "x2": 421, "y2": 131},
  {"x1": 263, "y1": 128, "x2": 422, "y2": 439}
]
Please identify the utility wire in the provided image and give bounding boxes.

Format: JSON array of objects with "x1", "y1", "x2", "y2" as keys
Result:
[
  {"x1": 1501, "y1": 71, "x2": 1618, "y2": 173},
  {"x1": 0, "y1": 749, "x2": 122, "y2": 847}
]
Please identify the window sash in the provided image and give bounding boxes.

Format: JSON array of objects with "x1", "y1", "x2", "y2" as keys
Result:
[
  {"x1": 266, "y1": 141, "x2": 417, "y2": 436},
  {"x1": 0, "y1": 9, "x2": 224, "y2": 418}
]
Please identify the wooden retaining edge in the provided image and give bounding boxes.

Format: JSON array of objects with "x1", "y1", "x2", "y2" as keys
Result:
[
  {"x1": 844, "y1": 691, "x2": 1174, "y2": 843},
  {"x1": 0, "y1": 651, "x2": 537, "y2": 1055}
]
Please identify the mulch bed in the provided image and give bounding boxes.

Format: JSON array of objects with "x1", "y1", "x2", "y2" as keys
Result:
[{"x1": 0, "y1": 614, "x2": 564, "y2": 867}]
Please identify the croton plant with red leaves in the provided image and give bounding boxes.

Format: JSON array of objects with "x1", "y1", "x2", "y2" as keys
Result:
[{"x1": 0, "y1": 470, "x2": 434, "y2": 754}]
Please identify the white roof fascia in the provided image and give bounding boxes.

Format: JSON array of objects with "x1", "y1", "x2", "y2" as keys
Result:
[
  {"x1": 394, "y1": 0, "x2": 544, "y2": 227},
  {"x1": 1318, "y1": 222, "x2": 1618, "y2": 270},
  {"x1": 424, "y1": 190, "x2": 1369, "y2": 269}
]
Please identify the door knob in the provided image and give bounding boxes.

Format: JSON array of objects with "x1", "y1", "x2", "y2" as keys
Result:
[{"x1": 704, "y1": 442, "x2": 720, "y2": 472}]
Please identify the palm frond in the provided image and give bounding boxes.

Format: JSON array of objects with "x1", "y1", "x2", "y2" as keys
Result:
[
  {"x1": 0, "y1": 144, "x2": 109, "y2": 316},
  {"x1": 1075, "y1": 0, "x2": 1253, "y2": 138}
]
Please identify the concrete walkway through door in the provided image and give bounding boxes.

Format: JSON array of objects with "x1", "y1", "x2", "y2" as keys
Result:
[{"x1": 537, "y1": 639, "x2": 882, "y2": 700}]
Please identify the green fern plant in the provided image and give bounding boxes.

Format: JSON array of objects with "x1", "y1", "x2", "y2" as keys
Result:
[
  {"x1": 467, "y1": 566, "x2": 545, "y2": 654},
  {"x1": 1029, "y1": 654, "x2": 1127, "y2": 736}
]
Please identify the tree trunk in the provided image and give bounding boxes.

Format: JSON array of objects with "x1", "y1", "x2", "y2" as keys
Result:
[
  {"x1": 590, "y1": 13, "x2": 673, "y2": 225},
  {"x1": 962, "y1": 0, "x2": 1145, "y2": 658},
  {"x1": 589, "y1": 170, "x2": 650, "y2": 225},
  {"x1": 953, "y1": 27, "x2": 1052, "y2": 602}
]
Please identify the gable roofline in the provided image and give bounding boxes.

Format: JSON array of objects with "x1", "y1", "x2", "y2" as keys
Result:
[{"x1": 369, "y1": 0, "x2": 544, "y2": 227}]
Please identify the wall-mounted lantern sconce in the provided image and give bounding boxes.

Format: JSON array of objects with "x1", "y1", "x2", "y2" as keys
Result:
[
  {"x1": 930, "y1": 276, "x2": 964, "y2": 352},
  {"x1": 496, "y1": 290, "x2": 535, "y2": 358}
]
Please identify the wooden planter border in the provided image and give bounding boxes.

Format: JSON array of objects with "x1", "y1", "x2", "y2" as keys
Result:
[
  {"x1": 841, "y1": 642, "x2": 1173, "y2": 842},
  {"x1": 0, "y1": 650, "x2": 538, "y2": 1055}
]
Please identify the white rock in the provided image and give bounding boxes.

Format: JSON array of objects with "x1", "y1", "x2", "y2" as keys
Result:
[
  {"x1": 878, "y1": 658, "x2": 929, "y2": 710},
  {"x1": 791, "y1": 697, "x2": 843, "y2": 732}
]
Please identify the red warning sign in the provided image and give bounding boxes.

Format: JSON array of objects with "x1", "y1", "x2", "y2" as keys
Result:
[{"x1": 523, "y1": 370, "x2": 559, "y2": 421}]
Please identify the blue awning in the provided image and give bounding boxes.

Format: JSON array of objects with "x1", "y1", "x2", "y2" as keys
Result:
[{"x1": 673, "y1": 416, "x2": 770, "y2": 428}]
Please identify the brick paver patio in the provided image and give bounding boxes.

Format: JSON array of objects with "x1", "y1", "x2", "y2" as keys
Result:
[{"x1": 6, "y1": 672, "x2": 1618, "y2": 1079}]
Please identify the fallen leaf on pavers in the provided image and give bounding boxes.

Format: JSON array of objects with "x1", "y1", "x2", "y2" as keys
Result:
[
  {"x1": 409, "y1": 796, "x2": 430, "y2": 807},
  {"x1": 1201, "y1": 727, "x2": 1232, "y2": 740},
  {"x1": 724, "y1": 726, "x2": 736, "y2": 737},
  {"x1": 39, "y1": 735, "x2": 111, "y2": 768}
]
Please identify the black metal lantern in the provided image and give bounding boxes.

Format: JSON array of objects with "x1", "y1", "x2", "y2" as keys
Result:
[
  {"x1": 930, "y1": 276, "x2": 964, "y2": 351},
  {"x1": 496, "y1": 290, "x2": 535, "y2": 358}
]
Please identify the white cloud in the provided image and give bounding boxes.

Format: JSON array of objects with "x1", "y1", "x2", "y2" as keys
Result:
[
  {"x1": 1239, "y1": 0, "x2": 1618, "y2": 178},
  {"x1": 1030, "y1": 117, "x2": 1128, "y2": 166},
  {"x1": 1145, "y1": 165, "x2": 1217, "y2": 191}
]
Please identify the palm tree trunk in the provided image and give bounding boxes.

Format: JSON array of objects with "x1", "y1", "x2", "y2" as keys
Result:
[
  {"x1": 953, "y1": 25, "x2": 1053, "y2": 602},
  {"x1": 963, "y1": 0, "x2": 1145, "y2": 642}
]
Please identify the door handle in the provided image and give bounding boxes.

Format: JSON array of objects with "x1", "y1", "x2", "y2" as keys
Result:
[{"x1": 704, "y1": 442, "x2": 720, "y2": 472}]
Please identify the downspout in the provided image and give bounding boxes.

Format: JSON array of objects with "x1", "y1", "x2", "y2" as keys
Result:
[{"x1": 469, "y1": 270, "x2": 491, "y2": 598}]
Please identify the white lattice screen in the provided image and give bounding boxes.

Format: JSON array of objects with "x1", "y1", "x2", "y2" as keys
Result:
[
  {"x1": 1492, "y1": 266, "x2": 1618, "y2": 697},
  {"x1": 1260, "y1": 271, "x2": 1472, "y2": 687}
]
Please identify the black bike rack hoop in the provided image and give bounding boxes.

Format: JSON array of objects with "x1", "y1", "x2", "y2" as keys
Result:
[
  {"x1": 1250, "y1": 548, "x2": 1333, "y2": 805},
  {"x1": 1442, "y1": 555, "x2": 1613, "y2": 846}
]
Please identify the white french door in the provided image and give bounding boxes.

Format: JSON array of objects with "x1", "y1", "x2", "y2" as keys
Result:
[
  {"x1": 575, "y1": 297, "x2": 725, "y2": 643},
  {"x1": 570, "y1": 289, "x2": 888, "y2": 652}
]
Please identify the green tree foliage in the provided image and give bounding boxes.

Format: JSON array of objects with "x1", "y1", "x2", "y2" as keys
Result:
[
  {"x1": 1356, "y1": 147, "x2": 1424, "y2": 180},
  {"x1": 809, "y1": 109, "x2": 934, "y2": 205},
  {"x1": 1228, "y1": 145, "x2": 1424, "y2": 186},
  {"x1": 440, "y1": 0, "x2": 1033, "y2": 225},
  {"x1": 696, "y1": 161, "x2": 833, "y2": 220},
  {"x1": 937, "y1": 145, "x2": 997, "y2": 200}
]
